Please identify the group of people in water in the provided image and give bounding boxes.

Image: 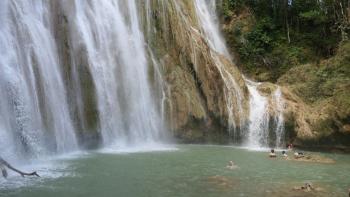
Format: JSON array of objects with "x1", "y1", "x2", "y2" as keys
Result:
[
  {"x1": 226, "y1": 144, "x2": 304, "y2": 169},
  {"x1": 269, "y1": 144, "x2": 305, "y2": 159}
]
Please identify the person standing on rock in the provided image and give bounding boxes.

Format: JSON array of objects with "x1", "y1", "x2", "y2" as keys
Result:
[{"x1": 0, "y1": 156, "x2": 39, "y2": 178}]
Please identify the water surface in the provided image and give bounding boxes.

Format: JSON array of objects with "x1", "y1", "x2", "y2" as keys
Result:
[{"x1": 1, "y1": 145, "x2": 350, "y2": 197}]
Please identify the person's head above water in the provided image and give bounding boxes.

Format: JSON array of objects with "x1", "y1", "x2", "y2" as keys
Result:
[
  {"x1": 271, "y1": 149, "x2": 275, "y2": 153},
  {"x1": 282, "y1": 150, "x2": 286, "y2": 154}
]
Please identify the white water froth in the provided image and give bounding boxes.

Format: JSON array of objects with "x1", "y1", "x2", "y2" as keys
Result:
[
  {"x1": 99, "y1": 143, "x2": 178, "y2": 154},
  {"x1": 0, "y1": 152, "x2": 85, "y2": 190}
]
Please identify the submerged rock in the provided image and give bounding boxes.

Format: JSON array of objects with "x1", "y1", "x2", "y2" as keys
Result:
[
  {"x1": 286, "y1": 154, "x2": 335, "y2": 164},
  {"x1": 206, "y1": 175, "x2": 238, "y2": 190}
]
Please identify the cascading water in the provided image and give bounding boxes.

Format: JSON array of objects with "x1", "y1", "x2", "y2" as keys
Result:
[
  {"x1": 245, "y1": 81, "x2": 270, "y2": 148},
  {"x1": 273, "y1": 87, "x2": 285, "y2": 148},
  {"x1": 63, "y1": 0, "x2": 166, "y2": 147},
  {"x1": 245, "y1": 80, "x2": 286, "y2": 148},
  {"x1": 0, "y1": 0, "x2": 168, "y2": 163},
  {"x1": 0, "y1": 0, "x2": 78, "y2": 161}
]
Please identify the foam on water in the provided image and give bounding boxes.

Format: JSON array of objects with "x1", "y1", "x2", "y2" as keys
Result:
[
  {"x1": 239, "y1": 146, "x2": 287, "y2": 152},
  {"x1": 99, "y1": 143, "x2": 178, "y2": 154},
  {"x1": 0, "y1": 160, "x2": 72, "y2": 190}
]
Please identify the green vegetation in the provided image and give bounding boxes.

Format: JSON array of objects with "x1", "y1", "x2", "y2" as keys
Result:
[
  {"x1": 219, "y1": 0, "x2": 350, "y2": 81},
  {"x1": 280, "y1": 41, "x2": 350, "y2": 142},
  {"x1": 279, "y1": 41, "x2": 350, "y2": 109},
  {"x1": 219, "y1": 1, "x2": 350, "y2": 145}
]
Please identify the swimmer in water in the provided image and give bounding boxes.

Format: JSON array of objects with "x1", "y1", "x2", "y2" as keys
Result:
[
  {"x1": 282, "y1": 150, "x2": 288, "y2": 157},
  {"x1": 226, "y1": 161, "x2": 239, "y2": 170},
  {"x1": 269, "y1": 149, "x2": 277, "y2": 158}
]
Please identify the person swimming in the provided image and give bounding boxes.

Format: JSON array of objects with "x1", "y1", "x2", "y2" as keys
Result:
[
  {"x1": 282, "y1": 150, "x2": 288, "y2": 157},
  {"x1": 269, "y1": 149, "x2": 277, "y2": 158},
  {"x1": 294, "y1": 152, "x2": 305, "y2": 159},
  {"x1": 226, "y1": 161, "x2": 239, "y2": 170}
]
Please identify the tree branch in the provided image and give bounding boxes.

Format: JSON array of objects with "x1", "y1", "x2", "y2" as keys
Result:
[{"x1": 0, "y1": 158, "x2": 40, "y2": 178}]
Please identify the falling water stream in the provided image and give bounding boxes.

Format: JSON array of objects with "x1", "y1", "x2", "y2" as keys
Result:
[
  {"x1": 64, "y1": 0, "x2": 166, "y2": 147},
  {"x1": 0, "y1": 1, "x2": 78, "y2": 162}
]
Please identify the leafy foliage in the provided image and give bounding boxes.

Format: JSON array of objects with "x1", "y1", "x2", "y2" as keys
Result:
[{"x1": 219, "y1": 0, "x2": 350, "y2": 81}]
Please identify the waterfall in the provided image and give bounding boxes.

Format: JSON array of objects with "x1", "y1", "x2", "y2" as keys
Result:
[
  {"x1": 0, "y1": 0, "x2": 167, "y2": 162},
  {"x1": 63, "y1": 0, "x2": 165, "y2": 147},
  {"x1": 0, "y1": 0, "x2": 78, "y2": 161},
  {"x1": 245, "y1": 81, "x2": 270, "y2": 148},
  {"x1": 245, "y1": 81, "x2": 286, "y2": 148},
  {"x1": 273, "y1": 88, "x2": 285, "y2": 148}
]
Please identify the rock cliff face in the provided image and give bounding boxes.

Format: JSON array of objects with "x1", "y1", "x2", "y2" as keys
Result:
[
  {"x1": 277, "y1": 45, "x2": 350, "y2": 148},
  {"x1": 140, "y1": 0, "x2": 250, "y2": 142}
]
